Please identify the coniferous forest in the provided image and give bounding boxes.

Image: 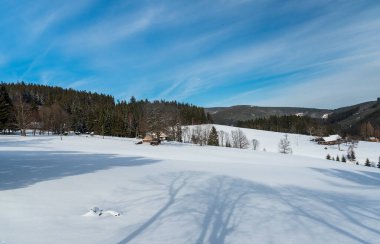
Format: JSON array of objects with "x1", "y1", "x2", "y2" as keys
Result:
[
  {"x1": 0, "y1": 82, "x2": 211, "y2": 139},
  {"x1": 236, "y1": 115, "x2": 337, "y2": 136}
]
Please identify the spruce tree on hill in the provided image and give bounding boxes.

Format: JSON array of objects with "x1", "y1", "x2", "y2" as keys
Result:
[
  {"x1": 350, "y1": 151, "x2": 356, "y2": 161},
  {"x1": 0, "y1": 85, "x2": 13, "y2": 131},
  {"x1": 365, "y1": 158, "x2": 371, "y2": 167},
  {"x1": 341, "y1": 156, "x2": 346, "y2": 163},
  {"x1": 207, "y1": 126, "x2": 219, "y2": 146}
]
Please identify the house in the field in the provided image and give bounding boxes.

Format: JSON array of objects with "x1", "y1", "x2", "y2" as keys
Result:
[
  {"x1": 142, "y1": 133, "x2": 154, "y2": 142},
  {"x1": 368, "y1": 137, "x2": 379, "y2": 142},
  {"x1": 318, "y1": 134, "x2": 342, "y2": 145},
  {"x1": 142, "y1": 132, "x2": 169, "y2": 143},
  {"x1": 157, "y1": 132, "x2": 169, "y2": 141}
]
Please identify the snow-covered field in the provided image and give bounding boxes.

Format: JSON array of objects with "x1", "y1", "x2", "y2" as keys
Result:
[
  {"x1": 1, "y1": 126, "x2": 380, "y2": 243},
  {"x1": 188, "y1": 124, "x2": 380, "y2": 164}
]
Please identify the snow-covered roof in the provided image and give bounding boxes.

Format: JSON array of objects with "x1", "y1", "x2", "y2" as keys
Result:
[{"x1": 322, "y1": 134, "x2": 341, "y2": 142}]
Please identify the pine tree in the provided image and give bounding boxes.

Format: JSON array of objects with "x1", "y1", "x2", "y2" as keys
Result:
[
  {"x1": 0, "y1": 85, "x2": 13, "y2": 131},
  {"x1": 336, "y1": 155, "x2": 340, "y2": 162},
  {"x1": 341, "y1": 155, "x2": 346, "y2": 163},
  {"x1": 365, "y1": 158, "x2": 371, "y2": 167},
  {"x1": 207, "y1": 126, "x2": 219, "y2": 146},
  {"x1": 326, "y1": 154, "x2": 331, "y2": 160},
  {"x1": 350, "y1": 150, "x2": 356, "y2": 161}
]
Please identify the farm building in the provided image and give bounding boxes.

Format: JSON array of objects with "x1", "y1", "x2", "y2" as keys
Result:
[{"x1": 317, "y1": 134, "x2": 342, "y2": 145}]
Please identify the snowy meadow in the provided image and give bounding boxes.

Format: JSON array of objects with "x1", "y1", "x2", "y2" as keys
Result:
[{"x1": 1, "y1": 126, "x2": 380, "y2": 243}]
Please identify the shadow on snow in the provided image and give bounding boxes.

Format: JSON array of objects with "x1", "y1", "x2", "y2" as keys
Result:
[
  {"x1": 117, "y1": 171, "x2": 380, "y2": 244},
  {"x1": 0, "y1": 150, "x2": 159, "y2": 191}
]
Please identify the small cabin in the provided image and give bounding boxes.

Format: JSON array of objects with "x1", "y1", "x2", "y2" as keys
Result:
[
  {"x1": 368, "y1": 137, "x2": 379, "y2": 142},
  {"x1": 318, "y1": 135, "x2": 342, "y2": 145},
  {"x1": 143, "y1": 134, "x2": 154, "y2": 142}
]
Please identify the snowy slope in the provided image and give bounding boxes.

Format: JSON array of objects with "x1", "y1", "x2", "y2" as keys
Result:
[
  {"x1": 1, "y1": 130, "x2": 380, "y2": 244},
  {"x1": 187, "y1": 124, "x2": 380, "y2": 164}
]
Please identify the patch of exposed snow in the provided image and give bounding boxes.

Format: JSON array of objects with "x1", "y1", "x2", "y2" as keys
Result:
[{"x1": 322, "y1": 113, "x2": 329, "y2": 119}]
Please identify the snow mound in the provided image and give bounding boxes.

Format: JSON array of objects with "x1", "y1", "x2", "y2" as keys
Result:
[{"x1": 83, "y1": 207, "x2": 120, "y2": 217}]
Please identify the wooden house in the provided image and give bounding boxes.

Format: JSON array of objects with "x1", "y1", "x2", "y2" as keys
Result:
[{"x1": 318, "y1": 135, "x2": 342, "y2": 145}]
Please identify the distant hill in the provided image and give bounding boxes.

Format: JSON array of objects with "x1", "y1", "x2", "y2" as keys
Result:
[
  {"x1": 206, "y1": 105, "x2": 331, "y2": 125},
  {"x1": 326, "y1": 99, "x2": 380, "y2": 134},
  {"x1": 206, "y1": 99, "x2": 380, "y2": 137}
]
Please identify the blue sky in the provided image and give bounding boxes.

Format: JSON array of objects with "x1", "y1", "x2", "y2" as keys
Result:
[{"x1": 0, "y1": 0, "x2": 379, "y2": 108}]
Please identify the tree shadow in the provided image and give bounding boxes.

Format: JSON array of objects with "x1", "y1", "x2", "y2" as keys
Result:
[
  {"x1": 277, "y1": 186, "x2": 380, "y2": 243},
  {"x1": 117, "y1": 173, "x2": 273, "y2": 244},
  {"x1": 0, "y1": 150, "x2": 160, "y2": 190},
  {"x1": 310, "y1": 168, "x2": 380, "y2": 187},
  {"x1": 118, "y1": 172, "x2": 194, "y2": 244},
  {"x1": 189, "y1": 176, "x2": 260, "y2": 244},
  {"x1": 116, "y1": 172, "x2": 380, "y2": 243}
]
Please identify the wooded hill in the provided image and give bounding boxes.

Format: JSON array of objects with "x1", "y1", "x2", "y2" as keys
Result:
[
  {"x1": 206, "y1": 105, "x2": 330, "y2": 125},
  {"x1": 0, "y1": 82, "x2": 211, "y2": 139},
  {"x1": 236, "y1": 115, "x2": 337, "y2": 136},
  {"x1": 236, "y1": 100, "x2": 380, "y2": 138}
]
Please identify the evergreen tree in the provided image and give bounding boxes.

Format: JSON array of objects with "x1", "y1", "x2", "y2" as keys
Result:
[
  {"x1": 365, "y1": 158, "x2": 371, "y2": 167},
  {"x1": 347, "y1": 145, "x2": 356, "y2": 161},
  {"x1": 207, "y1": 126, "x2": 219, "y2": 146},
  {"x1": 0, "y1": 82, "x2": 210, "y2": 137},
  {"x1": 336, "y1": 155, "x2": 340, "y2": 162},
  {"x1": 341, "y1": 155, "x2": 346, "y2": 163},
  {"x1": 0, "y1": 85, "x2": 13, "y2": 131},
  {"x1": 350, "y1": 150, "x2": 356, "y2": 161},
  {"x1": 326, "y1": 154, "x2": 331, "y2": 160}
]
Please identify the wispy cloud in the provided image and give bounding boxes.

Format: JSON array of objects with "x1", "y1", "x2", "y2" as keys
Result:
[
  {"x1": 150, "y1": 1, "x2": 380, "y2": 105},
  {"x1": 62, "y1": 7, "x2": 160, "y2": 51},
  {"x1": 1, "y1": 0, "x2": 379, "y2": 108}
]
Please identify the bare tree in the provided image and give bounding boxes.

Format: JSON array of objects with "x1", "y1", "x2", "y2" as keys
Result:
[
  {"x1": 231, "y1": 129, "x2": 249, "y2": 149},
  {"x1": 202, "y1": 125, "x2": 212, "y2": 145},
  {"x1": 182, "y1": 126, "x2": 191, "y2": 143},
  {"x1": 218, "y1": 130, "x2": 225, "y2": 147},
  {"x1": 279, "y1": 134, "x2": 292, "y2": 154},
  {"x1": 14, "y1": 94, "x2": 33, "y2": 136},
  {"x1": 145, "y1": 103, "x2": 166, "y2": 139},
  {"x1": 225, "y1": 132, "x2": 231, "y2": 147},
  {"x1": 51, "y1": 103, "x2": 69, "y2": 135},
  {"x1": 192, "y1": 125, "x2": 203, "y2": 145},
  {"x1": 40, "y1": 106, "x2": 54, "y2": 135},
  {"x1": 252, "y1": 139, "x2": 259, "y2": 150}
]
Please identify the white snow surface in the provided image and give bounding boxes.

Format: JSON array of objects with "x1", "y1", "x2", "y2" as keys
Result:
[{"x1": 1, "y1": 125, "x2": 380, "y2": 244}]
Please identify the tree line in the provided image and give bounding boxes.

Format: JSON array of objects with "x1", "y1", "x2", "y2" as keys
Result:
[
  {"x1": 0, "y1": 82, "x2": 212, "y2": 138},
  {"x1": 236, "y1": 115, "x2": 336, "y2": 136},
  {"x1": 237, "y1": 114, "x2": 380, "y2": 139}
]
